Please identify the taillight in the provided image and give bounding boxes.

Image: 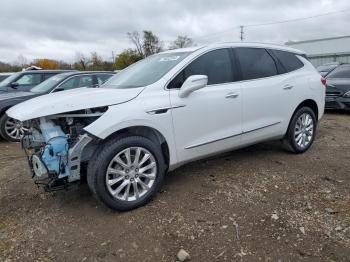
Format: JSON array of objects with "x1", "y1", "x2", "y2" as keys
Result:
[{"x1": 321, "y1": 77, "x2": 327, "y2": 86}]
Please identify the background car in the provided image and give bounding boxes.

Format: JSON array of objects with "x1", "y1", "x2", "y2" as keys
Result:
[
  {"x1": 316, "y1": 62, "x2": 343, "y2": 77},
  {"x1": 0, "y1": 72, "x2": 14, "y2": 82},
  {"x1": 325, "y1": 63, "x2": 350, "y2": 111},
  {"x1": 0, "y1": 71, "x2": 115, "y2": 142},
  {"x1": 0, "y1": 70, "x2": 74, "y2": 93}
]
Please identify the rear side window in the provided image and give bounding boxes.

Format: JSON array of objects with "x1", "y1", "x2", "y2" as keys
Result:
[
  {"x1": 168, "y1": 48, "x2": 235, "y2": 88},
  {"x1": 272, "y1": 50, "x2": 304, "y2": 73},
  {"x1": 235, "y1": 48, "x2": 277, "y2": 80}
]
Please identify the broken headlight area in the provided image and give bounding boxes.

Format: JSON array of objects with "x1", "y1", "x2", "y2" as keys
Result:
[{"x1": 21, "y1": 107, "x2": 107, "y2": 191}]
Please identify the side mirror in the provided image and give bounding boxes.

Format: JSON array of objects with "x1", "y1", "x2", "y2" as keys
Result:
[
  {"x1": 10, "y1": 82, "x2": 19, "y2": 89},
  {"x1": 178, "y1": 75, "x2": 208, "y2": 98},
  {"x1": 52, "y1": 87, "x2": 64, "y2": 92}
]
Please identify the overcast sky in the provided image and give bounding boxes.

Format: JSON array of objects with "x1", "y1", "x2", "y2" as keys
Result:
[{"x1": 1, "y1": 0, "x2": 349, "y2": 63}]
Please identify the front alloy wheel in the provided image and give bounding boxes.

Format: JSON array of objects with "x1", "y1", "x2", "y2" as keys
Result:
[
  {"x1": 87, "y1": 136, "x2": 166, "y2": 211},
  {"x1": 106, "y1": 147, "x2": 157, "y2": 202},
  {"x1": 0, "y1": 114, "x2": 28, "y2": 142}
]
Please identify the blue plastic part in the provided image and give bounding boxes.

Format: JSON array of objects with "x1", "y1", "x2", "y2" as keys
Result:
[{"x1": 40, "y1": 123, "x2": 70, "y2": 178}]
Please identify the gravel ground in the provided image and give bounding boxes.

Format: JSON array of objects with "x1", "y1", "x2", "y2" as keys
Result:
[{"x1": 0, "y1": 112, "x2": 349, "y2": 262}]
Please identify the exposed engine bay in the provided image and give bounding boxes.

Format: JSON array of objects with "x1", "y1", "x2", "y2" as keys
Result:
[{"x1": 21, "y1": 107, "x2": 107, "y2": 191}]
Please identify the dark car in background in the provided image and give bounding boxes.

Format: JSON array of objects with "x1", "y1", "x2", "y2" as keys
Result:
[
  {"x1": 317, "y1": 62, "x2": 342, "y2": 77},
  {"x1": 0, "y1": 70, "x2": 74, "y2": 93},
  {"x1": 0, "y1": 71, "x2": 115, "y2": 142},
  {"x1": 0, "y1": 72, "x2": 14, "y2": 82},
  {"x1": 325, "y1": 64, "x2": 350, "y2": 111}
]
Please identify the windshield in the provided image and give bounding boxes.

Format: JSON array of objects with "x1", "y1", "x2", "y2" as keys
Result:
[
  {"x1": 0, "y1": 72, "x2": 21, "y2": 87},
  {"x1": 317, "y1": 64, "x2": 337, "y2": 73},
  {"x1": 30, "y1": 74, "x2": 68, "y2": 93},
  {"x1": 104, "y1": 52, "x2": 190, "y2": 88},
  {"x1": 326, "y1": 65, "x2": 350, "y2": 79}
]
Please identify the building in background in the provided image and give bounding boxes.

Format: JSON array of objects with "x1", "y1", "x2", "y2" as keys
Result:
[{"x1": 286, "y1": 35, "x2": 350, "y2": 67}]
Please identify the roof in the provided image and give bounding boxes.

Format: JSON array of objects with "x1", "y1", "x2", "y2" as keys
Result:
[
  {"x1": 54, "y1": 71, "x2": 115, "y2": 77},
  {"x1": 21, "y1": 70, "x2": 75, "y2": 74},
  {"x1": 161, "y1": 42, "x2": 305, "y2": 55}
]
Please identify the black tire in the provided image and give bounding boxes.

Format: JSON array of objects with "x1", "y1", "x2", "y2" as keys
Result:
[
  {"x1": 0, "y1": 114, "x2": 21, "y2": 142},
  {"x1": 87, "y1": 135, "x2": 166, "y2": 211},
  {"x1": 284, "y1": 107, "x2": 317, "y2": 153}
]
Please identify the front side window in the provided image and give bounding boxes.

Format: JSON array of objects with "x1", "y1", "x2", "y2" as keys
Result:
[
  {"x1": 15, "y1": 74, "x2": 42, "y2": 85},
  {"x1": 79, "y1": 75, "x2": 94, "y2": 87},
  {"x1": 168, "y1": 48, "x2": 235, "y2": 89},
  {"x1": 271, "y1": 50, "x2": 304, "y2": 73},
  {"x1": 59, "y1": 76, "x2": 80, "y2": 90},
  {"x1": 97, "y1": 74, "x2": 113, "y2": 86},
  {"x1": 326, "y1": 65, "x2": 350, "y2": 79},
  {"x1": 31, "y1": 74, "x2": 68, "y2": 93},
  {"x1": 235, "y1": 48, "x2": 277, "y2": 81}
]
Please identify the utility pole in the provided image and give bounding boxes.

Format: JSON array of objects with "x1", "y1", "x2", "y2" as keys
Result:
[
  {"x1": 240, "y1": 25, "x2": 244, "y2": 41},
  {"x1": 111, "y1": 51, "x2": 115, "y2": 62}
]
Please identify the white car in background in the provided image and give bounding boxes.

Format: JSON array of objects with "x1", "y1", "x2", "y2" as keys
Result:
[{"x1": 7, "y1": 42, "x2": 325, "y2": 211}]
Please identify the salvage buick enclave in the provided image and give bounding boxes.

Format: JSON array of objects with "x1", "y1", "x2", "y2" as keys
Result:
[{"x1": 7, "y1": 43, "x2": 325, "y2": 211}]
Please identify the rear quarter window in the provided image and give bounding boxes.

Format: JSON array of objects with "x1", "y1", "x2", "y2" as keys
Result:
[
  {"x1": 271, "y1": 50, "x2": 304, "y2": 73},
  {"x1": 235, "y1": 47, "x2": 278, "y2": 81}
]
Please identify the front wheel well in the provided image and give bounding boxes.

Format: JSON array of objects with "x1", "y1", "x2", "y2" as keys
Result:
[
  {"x1": 103, "y1": 126, "x2": 170, "y2": 168},
  {"x1": 0, "y1": 107, "x2": 10, "y2": 117}
]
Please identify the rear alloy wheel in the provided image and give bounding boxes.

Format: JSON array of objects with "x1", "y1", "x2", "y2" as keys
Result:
[
  {"x1": 294, "y1": 113, "x2": 314, "y2": 149},
  {"x1": 87, "y1": 136, "x2": 166, "y2": 211},
  {"x1": 0, "y1": 114, "x2": 28, "y2": 142},
  {"x1": 284, "y1": 107, "x2": 317, "y2": 153}
]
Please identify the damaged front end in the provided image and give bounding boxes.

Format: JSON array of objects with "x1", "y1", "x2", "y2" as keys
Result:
[{"x1": 21, "y1": 107, "x2": 107, "y2": 191}]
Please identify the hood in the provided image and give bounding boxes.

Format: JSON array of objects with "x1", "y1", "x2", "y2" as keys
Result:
[
  {"x1": 7, "y1": 87, "x2": 144, "y2": 121},
  {"x1": 0, "y1": 91, "x2": 35, "y2": 101}
]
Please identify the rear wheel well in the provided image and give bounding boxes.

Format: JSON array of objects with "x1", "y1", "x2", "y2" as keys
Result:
[
  {"x1": 104, "y1": 126, "x2": 170, "y2": 168},
  {"x1": 294, "y1": 99, "x2": 318, "y2": 121}
]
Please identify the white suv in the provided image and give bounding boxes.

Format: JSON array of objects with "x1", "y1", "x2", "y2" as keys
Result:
[{"x1": 8, "y1": 43, "x2": 325, "y2": 210}]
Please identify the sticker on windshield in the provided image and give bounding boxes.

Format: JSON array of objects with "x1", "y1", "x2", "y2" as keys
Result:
[{"x1": 159, "y1": 56, "x2": 180, "y2": 62}]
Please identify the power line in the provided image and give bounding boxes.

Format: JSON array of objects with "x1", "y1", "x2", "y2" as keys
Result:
[
  {"x1": 194, "y1": 7, "x2": 350, "y2": 41},
  {"x1": 245, "y1": 8, "x2": 350, "y2": 28}
]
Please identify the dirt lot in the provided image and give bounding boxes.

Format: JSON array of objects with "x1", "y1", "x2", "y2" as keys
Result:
[{"x1": 0, "y1": 112, "x2": 349, "y2": 262}]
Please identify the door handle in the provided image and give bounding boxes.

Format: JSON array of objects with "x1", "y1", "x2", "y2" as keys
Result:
[
  {"x1": 283, "y1": 84, "x2": 294, "y2": 90},
  {"x1": 225, "y1": 92, "x2": 239, "y2": 99}
]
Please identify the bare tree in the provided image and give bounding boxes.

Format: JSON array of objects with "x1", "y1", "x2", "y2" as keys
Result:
[
  {"x1": 15, "y1": 54, "x2": 28, "y2": 68},
  {"x1": 169, "y1": 36, "x2": 193, "y2": 49},
  {"x1": 127, "y1": 31, "x2": 144, "y2": 57},
  {"x1": 75, "y1": 52, "x2": 89, "y2": 70},
  {"x1": 143, "y1": 31, "x2": 163, "y2": 56},
  {"x1": 127, "y1": 30, "x2": 163, "y2": 58}
]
